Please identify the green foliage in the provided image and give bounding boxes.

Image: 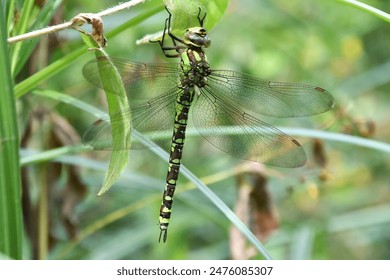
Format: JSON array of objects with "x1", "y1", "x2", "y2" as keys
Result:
[
  {"x1": 10, "y1": 0, "x2": 63, "y2": 75},
  {"x1": 4, "y1": 0, "x2": 390, "y2": 260},
  {"x1": 165, "y1": 0, "x2": 229, "y2": 31},
  {"x1": 0, "y1": 4, "x2": 23, "y2": 260}
]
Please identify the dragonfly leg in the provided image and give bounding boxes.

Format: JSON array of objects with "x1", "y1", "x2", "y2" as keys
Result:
[
  {"x1": 149, "y1": 17, "x2": 168, "y2": 47},
  {"x1": 160, "y1": 46, "x2": 186, "y2": 58},
  {"x1": 164, "y1": 6, "x2": 185, "y2": 45},
  {"x1": 150, "y1": 6, "x2": 187, "y2": 58}
]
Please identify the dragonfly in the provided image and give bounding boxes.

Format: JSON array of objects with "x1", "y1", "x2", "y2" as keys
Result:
[{"x1": 82, "y1": 7, "x2": 335, "y2": 242}]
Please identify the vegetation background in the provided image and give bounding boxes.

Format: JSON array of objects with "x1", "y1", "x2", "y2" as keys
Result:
[{"x1": 1, "y1": 0, "x2": 390, "y2": 260}]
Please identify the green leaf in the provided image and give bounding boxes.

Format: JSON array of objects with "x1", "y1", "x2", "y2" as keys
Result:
[
  {"x1": 0, "y1": 4, "x2": 23, "y2": 260},
  {"x1": 139, "y1": 0, "x2": 228, "y2": 45},
  {"x1": 164, "y1": 0, "x2": 229, "y2": 31},
  {"x1": 81, "y1": 33, "x2": 131, "y2": 196}
]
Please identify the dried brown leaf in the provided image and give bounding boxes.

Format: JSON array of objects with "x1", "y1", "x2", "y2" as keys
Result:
[
  {"x1": 21, "y1": 108, "x2": 87, "y2": 258},
  {"x1": 230, "y1": 163, "x2": 279, "y2": 259},
  {"x1": 312, "y1": 139, "x2": 327, "y2": 167}
]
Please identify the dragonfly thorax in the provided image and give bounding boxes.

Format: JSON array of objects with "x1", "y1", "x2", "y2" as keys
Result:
[
  {"x1": 180, "y1": 49, "x2": 211, "y2": 89},
  {"x1": 184, "y1": 27, "x2": 211, "y2": 48}
]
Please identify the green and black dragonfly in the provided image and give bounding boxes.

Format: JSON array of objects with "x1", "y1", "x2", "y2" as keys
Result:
[{"x1": 82, "y1": 8, "x2": 335, "y2": 242}]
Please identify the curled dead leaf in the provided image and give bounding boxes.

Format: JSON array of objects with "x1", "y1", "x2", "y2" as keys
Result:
[
  {"x1": 230, "y1": 163, "x2": 279, "y2": 259},
  {"x1": 72, "y1": 13, "x2": 107, "y2": 47}
]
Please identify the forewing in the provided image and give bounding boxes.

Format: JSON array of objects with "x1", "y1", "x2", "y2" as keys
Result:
[
  {"x1": 192, "y1": 88, "x2": 307, "y2": 168},
  {"x1": 208, "y1": 70, "x2": 335, "y2": 117},
  {"x1": 83, "y1": 89, "x2": 178, "y2": 150},
  {"x1": 83, "y1": 57, "x2": 180, "y2": 100}
]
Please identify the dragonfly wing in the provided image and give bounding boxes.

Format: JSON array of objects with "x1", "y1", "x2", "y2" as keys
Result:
[
  {"x1": 208, "y1": 70, "x2": 335, "y2": 117},
  {"x1": 83, "y1": 89, "x2": 178, "y2": 150},
  {"x1": 83, "y1": 57, "x2": 180, "y2": 100},
  {"x1": 130, "y1": 89, "x2": 177, "y2": 149},
  {"x1": 192, "y1": 88, "x2": 307, "y2": 167}
]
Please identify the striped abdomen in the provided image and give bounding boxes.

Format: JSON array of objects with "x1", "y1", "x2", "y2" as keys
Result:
[
  {"x1": 158, "y1": 87, "x2": 195, "y2": 242},
  {"x1": 159, "y1": 48, "x2": 210, "y2": 242}
]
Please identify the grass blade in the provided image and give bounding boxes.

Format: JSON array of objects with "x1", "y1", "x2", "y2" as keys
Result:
[
  {"x1": 28, "y1": 90, "x2": 271, "y2": 259},
  {"x1": 132, "y1": 130, "x2": 273, "y2": 260},
  {"x1": 0, "y1": 5, "x2": 23, "y2": 260},
  {"x1": 12, "y1": 0, "x2": 63, "y2": 76},
  {"x1": 337, "y1": 0, "x2": 390, "y2": 23},
  {"x1": 9, "y1": 0, "x2": 34, "y2": 73}
]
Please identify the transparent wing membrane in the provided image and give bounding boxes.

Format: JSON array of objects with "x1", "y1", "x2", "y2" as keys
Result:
[
  {"x1": 82, "y1": 90, "x2": 178, "y2": 150},
  {"x1": 208, "y1": 70, "x2": 334, "y2": 117},
  {"x1": 83, "y1": 57, "x2": 332, "y2": 167},
  {"x1": 193, "y1": 87, "x2": 307, "y2": 167},
  {"x1": 83, "y1": 57, "x2": 180, "y2": 100}
]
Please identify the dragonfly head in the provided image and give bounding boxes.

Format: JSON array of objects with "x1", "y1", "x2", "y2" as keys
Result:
[{"x1": 184, "y1": 27, "x2": 211, "y2": 48}]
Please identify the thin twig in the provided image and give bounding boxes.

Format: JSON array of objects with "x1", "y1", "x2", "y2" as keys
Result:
[{"x1": 7, "y1": 0, "x2": 146, "y2": 44}]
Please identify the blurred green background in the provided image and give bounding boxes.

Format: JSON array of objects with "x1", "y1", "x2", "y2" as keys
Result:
[{"x1": 9, "y1": 0, "x2": 390, "y2": 259}]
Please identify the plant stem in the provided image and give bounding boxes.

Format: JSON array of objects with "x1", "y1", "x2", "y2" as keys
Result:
[{"x1": 7, "y1": 0, "x2": 146, "y2": 44}]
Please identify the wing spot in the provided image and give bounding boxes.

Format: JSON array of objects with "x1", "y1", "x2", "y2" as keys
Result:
[{"x1": 292, "y1": 139, "x2": 301, "y2": 147}]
